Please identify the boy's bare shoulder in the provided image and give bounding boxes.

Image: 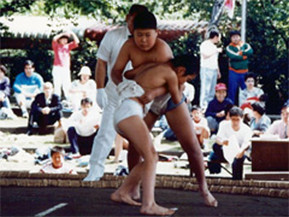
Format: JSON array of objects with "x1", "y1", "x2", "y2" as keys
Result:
[{"x1": 155, "y1": 38, "x2": 173, "y2": 56}]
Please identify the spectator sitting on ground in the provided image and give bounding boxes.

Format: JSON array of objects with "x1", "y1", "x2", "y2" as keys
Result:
[
  {"x1": 40, "y1": 146, "x2": 77, "y2": 174},
  {"x1": 13, "y1": 60, "x2": 44, "y2": 118},
  {"x1": 265, "y1": 102, "x2": 289, "y2": 139},
  {"x1": 239, "y1": 72, "x2": 264, "y2": 106},
  {"x1": 191, "y1": 105, "x2": 210, "y2": 148},
  {"x1": 68, "y1": 66, "x2": 97, "y2": 111},
  {"x1": 67, "y1": 97, "x2": 101, "y2": 156},
  {"x1": 27, "y1": 82, "x2": 62, "y2": 136},
  {"x1": 0, "y1": 65, "x2": 16, "y2": 119},
  {"x1": 208, "y1": 107, "x2": 253, "y2": 180},
  {"x1": 205, "y1": 83, "x2": 233, "y2": 134},
  {"x1": 250, "y1": 102, "x2": 271, "y2": 137}
]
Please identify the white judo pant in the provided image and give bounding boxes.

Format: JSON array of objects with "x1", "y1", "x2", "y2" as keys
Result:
[{"x1": 85, "y1": 82, "x2": 120, "y2": 181}]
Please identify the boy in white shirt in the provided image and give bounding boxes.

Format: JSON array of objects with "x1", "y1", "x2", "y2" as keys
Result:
[
  {"x1": 40, "y1": 146, "x2": 76, "y2": 174},
  {"x1": 191, "y1": 105, "x2": 210, "y2": 148},
  {"x1": 208, "y1": 107, "x2": 252, "y2": 180},
  {"x1": 67, "y1": 98, "x2": 101, "y2": 155}
]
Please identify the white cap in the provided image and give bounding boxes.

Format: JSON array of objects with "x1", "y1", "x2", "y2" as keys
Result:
[{"x1": 78, "y1": 66, "x2": 91, "y2": 76}]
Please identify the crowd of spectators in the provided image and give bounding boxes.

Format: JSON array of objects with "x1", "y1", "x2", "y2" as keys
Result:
[{"x1": 0, "y1": 26, "x2": 288, "y2": 181}]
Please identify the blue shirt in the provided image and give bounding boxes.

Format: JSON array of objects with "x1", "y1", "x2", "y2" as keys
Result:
[
  {"x1": 13, "y1": 72, "x2": 43, "y2": 94},
  {"x1": 205, "y1": 97, "x2": 233, "y2": 123}
]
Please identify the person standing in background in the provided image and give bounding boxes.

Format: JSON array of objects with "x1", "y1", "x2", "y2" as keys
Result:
[
  {"x1": 199, "y1": 30, "x2": 222, "y2": 111},
  {"x1": 52, "y1": 30, "x2": 79, "y2": 99},
  {"x1": 226, "y1": 30, "x2": 253, "y2": 104}
]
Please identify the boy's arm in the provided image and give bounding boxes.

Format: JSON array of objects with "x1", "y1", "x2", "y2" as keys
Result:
[
  {"x1": 68, "y1": 30, "x2": 80, "y2": 45},
  {"x1": 125, "y1": 63, "x2": 157, "y2": 80},
  {"x1": 111, "y1": 42, "x2": 131, "y2": 85},
  {"x1": 166, "y1": 71, "x2": 181, "y2": 105},
  {"x1": 226, "y1": 46, "x2": 245, "y2": 61}
]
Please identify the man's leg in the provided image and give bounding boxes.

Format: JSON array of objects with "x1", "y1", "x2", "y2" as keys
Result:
[
  {"x1": 228, "y1": 70, "x2": 238, "y2": 104},
  {"x1": 62, "y1": 68, "x2": 71, "y2": 100},
  {"x1": 200, "y1": 68, "x2": 212, "y2": 110},
  {"x1": 67, "y1": 126, "x2": 79, "y2": 154},
  {"x1": 84, "y1": 95, "x2": 119, "y2": 181},
  {"x1": 165, "y1": 102, "x2": 217, "y2": 207},
  {"x1": 232, "y1": 156, "x2": 245, "y2": 180},
  {"x1": 52, "y1": 66, "x2": 62, "y2": 98}
]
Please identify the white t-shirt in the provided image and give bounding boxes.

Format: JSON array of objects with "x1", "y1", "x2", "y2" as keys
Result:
[
  {"x1": 217, "y1": 120, "x2": 253, "y2": 150},
  {"x1": 70, "y1": 79, "x2": 97, "y2": 101},
  {"x1": 193, "y1": 117, "x2": 209, "y2": 135},
  {"x1": 97, "y1": 26, "x2": 132, "y2": 82},
  {"x1": 40, "y1": 162, "x2": 76, "y2": 174},
  {"x1": 68, "y1": 109, "x2": 101, "y2": 136},
  {"x1": 200, "y1": 40, "x2": 219, "y2": 69},
  {"x1": 239, "y1": 87, "x2": 264, "y2": 106}
]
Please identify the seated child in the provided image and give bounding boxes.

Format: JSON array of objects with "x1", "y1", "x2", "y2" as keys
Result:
[
  {"x1": 191, "y1": 105, "x2": 210, "y2": 148},
  {"x1": 40, "y1": 146, "x2": 77, "y2": 174}
]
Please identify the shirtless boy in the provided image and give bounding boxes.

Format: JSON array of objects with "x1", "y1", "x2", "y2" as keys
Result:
[
  {"x1": 111, "y1": 11, "x2": 218, "y2": 208},
  {"x1": 112, "y1": 55, "x2": 196, "y2": 216}
]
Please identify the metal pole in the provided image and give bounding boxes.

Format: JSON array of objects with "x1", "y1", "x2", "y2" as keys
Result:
[{"x1": 241, "y1": 0, "x2": 247, "y2": 42}]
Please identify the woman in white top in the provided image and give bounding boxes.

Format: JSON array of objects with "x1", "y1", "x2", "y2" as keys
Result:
[{"x1": 69, "y1": 66, "x2": 97, "y2": 111}]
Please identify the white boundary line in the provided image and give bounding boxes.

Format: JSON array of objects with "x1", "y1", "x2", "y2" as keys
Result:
[{"x1": 34, "y1": 203, "x2": 68, "y2": 217}]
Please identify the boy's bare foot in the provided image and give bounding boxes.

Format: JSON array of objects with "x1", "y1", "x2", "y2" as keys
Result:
[
  {"x1": 140, "y1": 203, "x2": 177, "y2": 216},
  {"x1": 201, "y1": 191, "x2": 218, "y2": 207},
  {"x1": 110, "y1": 191, "x2": 141, "y2": 206},
  {"x1": 130, "y1": 189, "x2": 141, "y2": 200}
]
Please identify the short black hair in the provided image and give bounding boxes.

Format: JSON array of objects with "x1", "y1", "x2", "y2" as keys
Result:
[
  {"x1": 81, "y1": 97, "x2": 93, "y2": 106},
  {"x1": 24, "y1": 60, "x2": 34, "y2": 68},
  {"x1": 191, "y1": 105, "x2": 201, "y2": 112},
  {"x1": 133, "y1": 11, "x2": 157, "y2": 30},
  {"x1": 0, "y1": 65, "x2": 7, "y2": 74},
  {"x1": 209, "y1": 31, "x2": 219, "y2": 39},
  {"x1": 224, "y1": 103, "x2": 234, "y2": 117},
  {"x1": 229, "y1": 106, "x2": 243, "y2": 118},
  {"x1": 252, "y1": 102, "x2": 265, "y2": 115},
  {"x1": 51, "y1": 146, "x2": 65, "y2": 156},
  {"x1": 129, "y1": 4, "x2": 148, "y2": 15},
  {"x1": 171, "y1": 55, "x2": 200, "y2": 76},
  {"x1": 230, "y1": 30, "x2": 241, "y2": 38},
  {"x1": 245, "y1": 72, "x2": 256, "y2": 81}
]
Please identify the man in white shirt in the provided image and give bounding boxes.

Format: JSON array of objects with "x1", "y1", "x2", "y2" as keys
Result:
[
  {"x1": 84, "y1": 5, "x2": 148, "y2": 181},
  {"x1": 208, "y1": 107, "x2": 253, "y2": 180},
  {"x1": 67, "y1": 98, "x2": 101, "y2": 155},
  {"x1": 199, "y1": 31, "x2": 222, "y2": 110}
]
